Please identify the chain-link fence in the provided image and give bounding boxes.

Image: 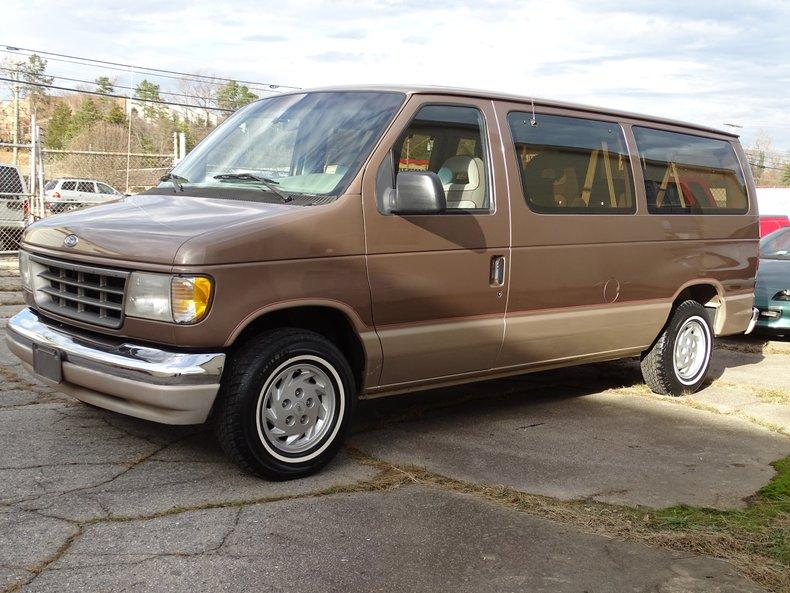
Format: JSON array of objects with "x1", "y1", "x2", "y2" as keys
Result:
[
  {"x1": 42, "y1": 148, "x2": 176, "y2": 200},
  {"x1": 0, "y1": 131, "x2": 178, "y2": 253},
  {"x1": 0, "y1": 142, "x2": 34, "y2": 253}
]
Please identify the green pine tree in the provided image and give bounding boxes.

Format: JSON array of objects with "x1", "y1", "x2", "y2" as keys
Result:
[
  {"x1": 95, "y1": 76, "x2": 115, "y2": 94},
  {"x1": 45, "y1": 103, "x2": 72, "y2": 149},
  {"x1": 105, "y1": 102, "x2": 127, "y2": 125},
  {"x1": 20, "y1": 54, "x2": 54, "y2": 112},
  {"x1": 65, "y1": 98, "x2": 102, "y2": 141},
  {"x1": 135, "y1": 79, "x2": 166, "y2": 119},
  {"x1": 215, "y1": 80, "x2": 258, "y2": 112}
]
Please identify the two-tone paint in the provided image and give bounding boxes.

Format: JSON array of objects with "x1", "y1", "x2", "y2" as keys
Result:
[{"x1": 14, "y1": 85, "x2": 759, "y2": 419}]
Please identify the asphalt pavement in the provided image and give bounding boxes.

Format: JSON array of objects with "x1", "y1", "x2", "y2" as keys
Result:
[{"x1": 1, "y1": 257, "x2": 787, "y2": 593}]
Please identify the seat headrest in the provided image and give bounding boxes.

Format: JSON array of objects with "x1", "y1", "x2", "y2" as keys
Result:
[{"x1": 439, "y1": 155, "x2": 481, "y2": 189}]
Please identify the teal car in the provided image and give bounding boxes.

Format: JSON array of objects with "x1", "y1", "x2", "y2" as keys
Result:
[{"x1": 755, "y1": 227, "x2": 790, "y2": 335}]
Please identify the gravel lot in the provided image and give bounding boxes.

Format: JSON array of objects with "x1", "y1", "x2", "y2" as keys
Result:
[{"x1": 1, "y1": 256, "x2": 788, "y2": 593}]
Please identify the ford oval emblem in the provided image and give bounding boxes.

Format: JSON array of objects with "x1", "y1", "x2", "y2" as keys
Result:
[{"x1": 63, "y1": 234, "x2": 79, "y2": 248}]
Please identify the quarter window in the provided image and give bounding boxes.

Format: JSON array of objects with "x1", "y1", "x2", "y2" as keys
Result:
[
  {"x1": 508, "y1": 113, "x2": 634, "y2": 214},
  {"x1": 394, "y1": 105, "x2": 490, "y2": 211},
  {"x1": 633, "y1": 128, "x2": 748, "y2": 214}
]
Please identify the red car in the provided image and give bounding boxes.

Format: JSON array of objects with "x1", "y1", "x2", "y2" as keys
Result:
[{"x1": 760, "y1": 215, "x2": 790, "y2": 237}]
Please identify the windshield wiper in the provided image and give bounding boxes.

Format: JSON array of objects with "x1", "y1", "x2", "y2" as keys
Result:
[
  {"x1": 160, "y1": 172, "x2": 188, "y2": 192},
  {"x1": 213, "y1": 173, "x2": 293, "y2": 203}
]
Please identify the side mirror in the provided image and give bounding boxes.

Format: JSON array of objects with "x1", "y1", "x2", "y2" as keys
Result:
[{"x1": 390, "y1": 171, "x2": 446, "y2": 214}]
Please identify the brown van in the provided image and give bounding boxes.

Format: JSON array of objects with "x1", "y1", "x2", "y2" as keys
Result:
[{"x1": 7, "y1": 86, "x2": 760, "y2": 479}]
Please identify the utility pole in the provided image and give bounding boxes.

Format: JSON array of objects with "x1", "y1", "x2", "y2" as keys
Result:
[
  {"x1": 11, "y1": 63, "x2": 20, "y2": 166},
  {"x1": 125, "y1": 67, "x2": 134, "y2": 194}
]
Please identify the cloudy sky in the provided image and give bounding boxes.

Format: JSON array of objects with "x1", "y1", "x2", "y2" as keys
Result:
[{"x1": 3, "y1": 0, "x2": 789, "y2": 149}]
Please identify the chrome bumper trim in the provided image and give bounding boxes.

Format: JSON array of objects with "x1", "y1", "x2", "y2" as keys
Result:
[
  {"x1": 7, "y1": 308, "x2": 224, "y2": 385},
  {"x1": 744, "y1": 307, "x2": 759, "y2": 335},
  {"x1": 5, "y1": 308, "x2": 225, "y2": 425}
]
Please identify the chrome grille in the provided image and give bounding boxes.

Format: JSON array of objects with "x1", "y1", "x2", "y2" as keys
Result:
[{"x1": 30, "y1": 254, "x2": 129, "y2": 328}]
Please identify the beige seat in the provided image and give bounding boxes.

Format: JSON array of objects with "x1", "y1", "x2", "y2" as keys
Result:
[{"x1": 438, "y1": 156, "x2": 486, "y2": 209}]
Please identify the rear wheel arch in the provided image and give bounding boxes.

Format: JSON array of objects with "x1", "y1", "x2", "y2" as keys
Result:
[{"x1": 670, "y1": 281, "x2": 725, "y2": 333}]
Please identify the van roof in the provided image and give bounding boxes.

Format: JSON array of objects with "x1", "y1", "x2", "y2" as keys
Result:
[{"x1": 285, "y1": 85, "x2": 738, "y2": 139}]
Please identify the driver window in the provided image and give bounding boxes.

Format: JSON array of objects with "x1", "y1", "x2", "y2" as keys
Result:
[{"x1": 394, "y1": 104, "x2": 490, "y2": 211}]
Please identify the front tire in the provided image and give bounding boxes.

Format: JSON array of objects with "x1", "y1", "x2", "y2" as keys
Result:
[
  {"x1": 640, "y1": 300, "x2": 713, "y2": 396},
  {"x1": 215, "y1": 328, "x2": 356, "y2": 479}
]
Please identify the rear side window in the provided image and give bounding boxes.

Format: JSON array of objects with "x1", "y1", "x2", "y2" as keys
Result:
[
  {"x1": 0, "y1": 166, "x2": 23, "y2": 195},
  {"x1": 77, "y1": 181, "x2": 96, "y2": 193},
  {"x1": 507, "y1": 113, "x2": 634, "y2": 214},
  {"x1": 62, "y1": 181, "x2": 77, "y2": 191},
  {"x1": 633, "y1": 128, "x2": 748, "y2": 214}
]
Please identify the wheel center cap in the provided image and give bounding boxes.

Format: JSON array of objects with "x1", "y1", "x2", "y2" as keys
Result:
[{"x1": 295, "y1": 403, "x2": 304, "y2": 413}]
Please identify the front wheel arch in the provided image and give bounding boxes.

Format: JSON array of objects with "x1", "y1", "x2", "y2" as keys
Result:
[{"x1": 228, "y1": 304, "x2": 368, "y2": 394}]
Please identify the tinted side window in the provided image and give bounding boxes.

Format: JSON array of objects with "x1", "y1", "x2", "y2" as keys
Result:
[
  {"x1": 62, "y1": 181, "x2": 77, "y2": 191},
  {"x1": 633, "y1": 128, "x2": 748, "y2": 214},
  {"x1": 508, "y1": 113, "x2": 634, "y2": 214},
  {"x1": 97, "y1": 183, "x2": 115, "y2": 194},
  {"x1": 44, "y1": 180, "x2": 57, "y2": 191},
  {"x1": 394, "y1": 105, "x2": 489, "y2": 211},
  {"x1": 0, "y1": 166, "x2": 23, "y2": 194},
  {"x1": 77, "y1": 181, "x2": 95, "y2": 193}
]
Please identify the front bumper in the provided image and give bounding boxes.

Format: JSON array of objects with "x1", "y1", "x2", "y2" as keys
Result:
[
  {"x1": 5, "y1": 308, "x2": 225, "y2": 424},
  {"x1": 754, "y1": 303, "x2": 790, "y2": 332}
]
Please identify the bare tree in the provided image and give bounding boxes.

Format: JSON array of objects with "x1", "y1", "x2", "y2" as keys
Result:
[
  {"x1": 747, "y1": 131, "x2": 772, "y2": 186},
  {"x1": 178, "y1": 72, "x2": 218, "y2": 127}
]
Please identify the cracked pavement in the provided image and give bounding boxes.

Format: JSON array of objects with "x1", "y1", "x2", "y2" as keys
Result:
[{"x1": 0, "y1": 257, "x2": 788, "y2": 592}]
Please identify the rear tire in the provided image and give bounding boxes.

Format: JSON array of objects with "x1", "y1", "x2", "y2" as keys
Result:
[
  {"x1": 640, "y1": 300, "x2": 713, "y2": 396},
  {"x1": 215, "y1": 328, "x2": 356, "y2": 480}
]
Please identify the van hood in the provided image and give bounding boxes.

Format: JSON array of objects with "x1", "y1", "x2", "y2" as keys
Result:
[{"x1": 23, "y1": 194, "x2": 300, "y2": 266}]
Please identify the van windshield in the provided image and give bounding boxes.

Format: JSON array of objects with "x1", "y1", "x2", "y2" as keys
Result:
[{"x1": 161, "y1": 91, "x2": 404, "y2": 199}]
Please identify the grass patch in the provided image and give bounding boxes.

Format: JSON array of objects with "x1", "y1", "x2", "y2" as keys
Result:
[
  {"x1": 716, "y1": 338, "x2": 790, "y2": 356},
  {"x1": 653, "y1": 457, "x2": 789, "y2": 565},
  {"x1": 757, "y1": 389, "x2": 790, "y2": 405}
]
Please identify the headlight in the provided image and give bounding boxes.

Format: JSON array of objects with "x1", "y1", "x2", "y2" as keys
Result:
[
  {"x1": 125, "y1": 272, "x2": 213, "y2": 324},
  {"x1": 774, "y1": 289, "x2": 790, "y2": 301}
]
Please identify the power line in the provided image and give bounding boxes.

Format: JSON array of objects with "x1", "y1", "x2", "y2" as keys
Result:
[
  {"x1": 0, "y1": 75, "x2": 234, "y2": 112},
  {"x1": 749, "y1": 161, "x2": 789, "y2": 171},
  {"x1": 1, "y1": 45, "x2": 299, "y2": 91},
  {"x1": 0, "y1": 66, "x2": 232, "y2": 104},
  {"x1": 0, "y1": 48, "x2": 281, "y2": 94}
]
